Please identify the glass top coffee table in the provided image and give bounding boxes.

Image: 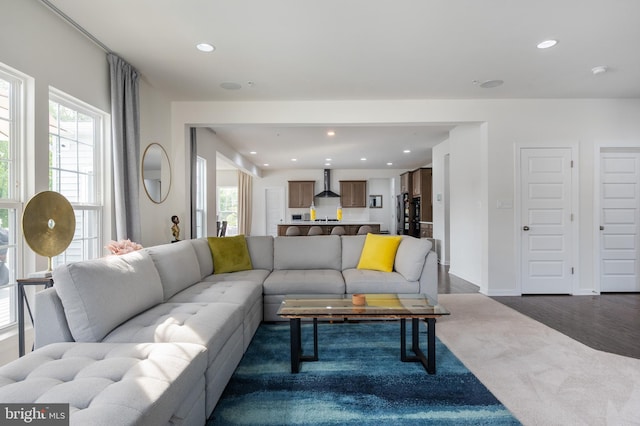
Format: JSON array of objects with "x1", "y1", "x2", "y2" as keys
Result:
[{"x1": 277, "y1": 294, "x2": 450, "y2": 374}]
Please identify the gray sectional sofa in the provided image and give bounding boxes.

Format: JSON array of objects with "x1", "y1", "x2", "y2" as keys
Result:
[{"x1": 0, "y1": 234, "x2": 436, "y2": 425}]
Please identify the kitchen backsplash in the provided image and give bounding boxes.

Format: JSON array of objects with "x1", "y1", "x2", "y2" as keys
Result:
[{"x1": 290, "y1": 199, "x2": 368, "y2": 221}]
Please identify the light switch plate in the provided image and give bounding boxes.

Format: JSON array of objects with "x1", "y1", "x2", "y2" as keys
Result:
[{"x1": 496, "y1": 199, "x2": 513, "y2": 209}]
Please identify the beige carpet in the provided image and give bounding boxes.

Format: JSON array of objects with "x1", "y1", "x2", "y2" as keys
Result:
[{"x1": 435, "y1": 294, "x2": 640, "y2": 426}]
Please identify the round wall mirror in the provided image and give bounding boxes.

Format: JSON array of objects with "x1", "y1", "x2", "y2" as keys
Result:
[{"x1": 142, "y1": 143, "x2": 171, "y2": 203}]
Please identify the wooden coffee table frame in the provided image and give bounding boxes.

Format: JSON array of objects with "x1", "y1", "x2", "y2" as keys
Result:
[{"x1": 278, "y1": 294, "x2": 448, "y2": 374}]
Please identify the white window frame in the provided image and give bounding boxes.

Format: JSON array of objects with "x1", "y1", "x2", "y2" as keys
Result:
[
  {"x1": 195, "y1": 156, "x2": 207, "y2": 238},
  {"x1": 217, "y1": 186, "x2": 238, "y2": 236},
  {"x1": 0, "y1": 64, "x2": 25, "y2": 331},
  {"x1": 48, "y1": 88, "x2": 106, "y2": 266}
]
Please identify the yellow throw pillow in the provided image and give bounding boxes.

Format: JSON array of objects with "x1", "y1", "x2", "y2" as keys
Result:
[
  {"x1": 357, "y1": 233, "x2": 403, "y2": 272},
  {"x1": 208, "y1": 235, "x2": 253, "y2": 274}
]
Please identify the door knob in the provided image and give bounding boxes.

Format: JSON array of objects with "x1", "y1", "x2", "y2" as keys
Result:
[{"x1": 523, "y1": 226, "x2": 530, "y2": 231}]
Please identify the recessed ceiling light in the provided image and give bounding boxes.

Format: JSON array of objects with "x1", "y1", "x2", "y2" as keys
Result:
[
  {"x1": 249, "y1": 151, "x2": 257, "y2": 155},
  {"x1": 360, "y1": 158, "x2": 367, "y2": 161},
  {"x1": 591, "y1": 65, "x2": 608, "y2": 75},
  {"x1": 220, "y1": 82, "x2": 242, "y2": 90},
  {"x1": 387, "y1": 162, "x2": 393, "y2": 166},
  {"x1": 327, "y1": 131, "x2": 335, "y2": 136},
  {"x1": 291, "y1": 158, "x2": 297, "y2": 162},
  {"x1": 403, "y1": 150, "x2": 411, "y2": 154},
  {"x1": 196, "y1": 43, "x2": 215, "y2": 52},
  {"x1": 263, "y1": 163, "x2": 269, "y2": 167},
  {"x1": 478, "y1": 79, "x2": 504, "y2": 89},
  {"x1": 537, "y1": 39, "x2": 558, "y2": 49},
  {"x1": 325, "y1": 158, "x2": 332, "y2": 162},
  {"x1": 325, "y1": 163, "x2": 331, "y2": 166}
]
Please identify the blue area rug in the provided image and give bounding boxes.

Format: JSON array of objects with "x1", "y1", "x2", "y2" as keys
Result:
[{"x1": 208, "y1": 322, "x2": 520, "y2": 425}]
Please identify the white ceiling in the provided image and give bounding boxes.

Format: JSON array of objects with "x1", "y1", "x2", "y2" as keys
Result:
[
  {"x1": 212, "y1": 124, "x2": 452, "y2": 170},
  {"x1": 44, "y1": 0, "x2": 640, "y2": 169}
]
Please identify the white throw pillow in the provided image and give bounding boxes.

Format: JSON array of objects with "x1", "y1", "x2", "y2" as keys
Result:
[
  {"x1": 394, "y1": 237, "x2": 432, "y2": 281},
  {"x1": 54, "y1": 251, "x2": 163, "y2": 342}
]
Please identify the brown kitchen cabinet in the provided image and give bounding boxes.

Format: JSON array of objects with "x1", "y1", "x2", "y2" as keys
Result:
[
  {"x1": 412, "y1": 168, "x2": 431, "y2": 199},
  {"x1": 400, "y1": 172, "x2": 411, "y2": 194},
  {"x1": 412, "y1": 168, "x2": 433, "y2": 222},
  {"x1": 339, "y1": 180, "x2": 367, "y2": 208},
  {"x1": 288, "y1": 181, "x2": 315, "y2": 208}
]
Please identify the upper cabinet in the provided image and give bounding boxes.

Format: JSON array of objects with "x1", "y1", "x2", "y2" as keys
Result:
[
  {"x1": 400, "y1": 172, "x2": 411, "y2": 194},
  {"x1": 288, "y1": 181, "x2": 315, "y2": 208},
  {"x1": 412, "y1": 168, "x2": 429, "y2": 198},
  {"x1": 340, "y1": 180, "x2": 367, "y2": 208},
  {"x1": 411, "y1": 168, "x2": 433, "y2": 221}
]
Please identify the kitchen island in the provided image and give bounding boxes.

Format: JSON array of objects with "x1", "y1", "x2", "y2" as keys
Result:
[{"x1": 277, "y1": 222, "x2": 381, "y2": 236}]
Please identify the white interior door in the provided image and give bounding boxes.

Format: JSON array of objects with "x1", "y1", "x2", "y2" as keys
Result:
[
  {"x1": 520, "y1": 148, "x2": 574, "y2": 294},
  {"x1": 600, "y1": 151, "x2": 640, "y2": 292},
  {"x1": 265, "y1": 187, "x2": 285, "y2": 237}
]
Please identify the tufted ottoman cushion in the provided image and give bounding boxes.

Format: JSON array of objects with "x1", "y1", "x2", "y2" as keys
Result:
[
  {"x1": 0, "y1": 342, "x2": 207, "y2": 426},
  {"x1": 200, "y1": 268, "x2": 271, "y2": 285},
  {"x1": 168, "y1": 281, "x2": 261, "y2": 319},
  {"x1": 101, "y1": 302, "x2": 242, "y2": 366},
  {"x1": 101, "y1": 302, "x2": 245, "y2": 415},
  {"x1": 168, "y1": 281, "x2": 263, "y2": 351}
]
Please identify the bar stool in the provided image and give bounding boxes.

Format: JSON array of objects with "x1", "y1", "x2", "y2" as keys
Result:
[
  {"x1": 286, "y1": 226, "x2": 301, "y2": 236},
  {"x1": 307, "y1": 226, "x2": 323, "y2": 236},
  {"x1": 357, "y1": 225, "x2": 372, "y2": 235},
  {"x1": 218, "y1": 220, "x2": 228, "y2": 237},
  {"x1": 330, "y1": 226, "x2": 346, "y2": 235}
]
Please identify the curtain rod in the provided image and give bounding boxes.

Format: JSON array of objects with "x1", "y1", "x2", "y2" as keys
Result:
[{"x1": 39, "y1": 0, "x2": 113, "y2": 54}]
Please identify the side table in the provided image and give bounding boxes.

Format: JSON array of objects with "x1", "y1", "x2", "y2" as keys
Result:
[{"x1": 17, "y1": 277, "x2": 54, "y2": 357}]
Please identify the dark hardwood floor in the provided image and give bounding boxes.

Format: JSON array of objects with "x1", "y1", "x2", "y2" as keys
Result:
[
  {"x1": 438, "y1": 265, "x2": 640, "y2": 360},
  {"x1": 437, "y1": 265, "x2": 480, "y2": 294}
]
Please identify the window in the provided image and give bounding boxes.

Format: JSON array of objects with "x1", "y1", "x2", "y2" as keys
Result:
[
  {"x1": 195, "y1": 156, "x2": 206, "y2": 238},
  {"x1": 0, "y1": 65, "x2": 23, "y2": 329},
  {"x1": 49, "y1": 90, "x2": 104, "y2": 267},
  {"x1": 218, "y1": 187, "x2": 238, "y2": 236}
]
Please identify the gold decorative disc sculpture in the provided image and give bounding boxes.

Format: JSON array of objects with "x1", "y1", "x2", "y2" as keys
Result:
[{"x1": 22, "y1": 191, "x2": 75, "y2": 271}]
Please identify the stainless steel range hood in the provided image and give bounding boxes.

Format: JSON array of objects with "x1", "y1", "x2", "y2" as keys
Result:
[{"x1": 315, "y1": 169, "x2": 340, "y2": 198}]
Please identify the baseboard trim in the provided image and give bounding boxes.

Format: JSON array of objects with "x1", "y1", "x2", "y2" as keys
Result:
[
  {"x1": 480, "y1": 289, "x2": 521, "y2": 297},
  {"x1": 447, "y1": 268, "x2": 479, "y2": 286}
]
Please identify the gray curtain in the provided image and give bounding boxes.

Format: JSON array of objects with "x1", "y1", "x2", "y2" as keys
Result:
[{"x1": 108, "y1": 53, "x2": 141, "y2": 242}]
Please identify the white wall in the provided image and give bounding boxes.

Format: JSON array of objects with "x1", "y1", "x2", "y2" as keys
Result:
[
  {"x1": 192, "y1": 127, "x2": 262, "y2": 238},
  {"x1": 217, "y1": 170, "x2": 238, "y2": 187},
  {"x1": 139, "y1": 81, "x2": 176, "y2": 246},
  {"x1": 432, "y1": 125, "x2": 485, "y2": 287},
  {"x1": 432, "y1": 139, "x2": 449, "y2": 263},
  {"x1": 368, "y1": 178, "x2": 394, "y2": 233},
  {"x1": 171, "y1": 98, "x2": 640, "y2": 296}
]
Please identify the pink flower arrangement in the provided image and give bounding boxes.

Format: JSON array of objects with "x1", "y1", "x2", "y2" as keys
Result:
[{"x1": 105, "y1": 239, "x2": 143, "y2": 255}]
